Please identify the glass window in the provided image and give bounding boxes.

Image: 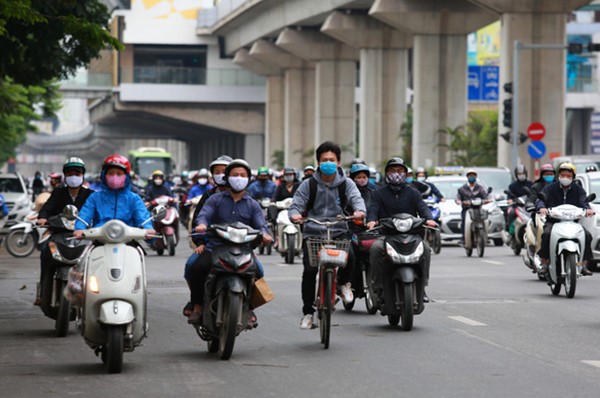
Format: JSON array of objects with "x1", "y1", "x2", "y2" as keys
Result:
[{"x1": 0, "y1": 177, "x2": 25, "y2": 193}]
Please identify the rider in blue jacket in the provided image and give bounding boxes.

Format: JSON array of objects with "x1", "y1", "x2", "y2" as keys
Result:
[{"x1": 248, "y1": 166, "x2": 276, "y2": 200}]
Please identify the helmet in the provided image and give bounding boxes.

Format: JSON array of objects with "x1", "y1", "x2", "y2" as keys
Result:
[
  {"x1": 514, "y1": 164, "x2": 527, "y2": 178},
  {"x1": 586, "y1": 165, "x2": 598, "y2": 173},
  {"x1": 283, "y1": 166, "x2": 295, "y2": 175},
  {"x1": 407, "y1": 167, "x2": 413, "y2": 175},
  {"x1": 103, "y1": 155, "x2": 131, "y2": 174},
  {"x1": 384, "y1": 157, "x2": 407, "y2": 173},
  {"x1": 369, "y1": 167, "x2": 377, "y2": 179},
  {"x1": 257, "y1": 166, "x2": 269, "y2": 176},
  {"x1": 181, "y1": 170, "x2": 189, "y2": 178},
  {"x1": 558, "y1": 162, "x2": 576, "y2": 176},
  {"x1": 465, "y1": 168, "x2": 477, "y2": 176},
  {"x1": 225, "y1": 159, "x2": 252, "y2": 179},
  {"x1": 540, "y1": 163, "x2": 555, "y2": 174},
  {"x1": 209, "y1": 155, "x2": 232, "y2": 173},
  {"x1": 49, "y1": 172, "x2": 62, "y2": 181},
  {"x1": 415, "y1": 166, "x2": 427, "y2": 176},
  {"x1": 152, "y1": 170, "x2": 165, "y2": 179},
  {"x1": 351, "y1": 158, "x2": 366, "y2": 166},
  {"x1": 63, "y1": 157, "x2": 85, "y2": 174},
  {"x1": 304, "y1": 165, "x2": 315, "y2": 172},
  {"x1": 350, "y1": 163, "x2": 370, "y2": 179},
  {"x1": 198, "y1": 168, "x2": 209, "y2": 177}
]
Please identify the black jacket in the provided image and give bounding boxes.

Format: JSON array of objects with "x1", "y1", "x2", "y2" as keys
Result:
[
  {"x1": 38, "y1": 187, "x2": 94, "y2": 219},
  {"x1": 536, "y1": 181, "x2": 590, "y2": 211},
  {"x1": 271, "y1": 182, "x2": 299, "y2": 202},
  {"x1": 507, "y1": 180, "x2": 533, "y2": 200},
  {"x1": 145, "y1": 183, "x2": 174, "y2": 202},
  {"x1": 367, "y1": 184, "x2": 432, "y2": 222}
]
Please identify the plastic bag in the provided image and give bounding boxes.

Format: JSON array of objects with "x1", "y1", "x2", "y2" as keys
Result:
[{"x1": 65, "y1": 266, "x2": 84, "y2": 306}]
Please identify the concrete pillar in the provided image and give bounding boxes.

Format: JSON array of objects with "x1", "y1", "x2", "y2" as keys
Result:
[
  {"x1": 249, "y1": 40, "x2": 315, "y2": 168},
  {"x1": 276, "y1": 28, "x2": 358, "y2": 154},
  {"x1": 322, "y1": 11, "x2": 412, "y2": 165},
  {"x1": 468, "y1": 0, "x2": 590, "y2": 169},
  {"x1": 370, "y1": 0, "x2": 497, "y2": 168}
]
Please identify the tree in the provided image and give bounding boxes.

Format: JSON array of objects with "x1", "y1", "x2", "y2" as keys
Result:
[
  {"x1": 271, "y1": 149, "x2": 284, "y2": 169},
  {"x1": 438, "y1": 111, "x2": 498, "y2": 166},
  {"x1": 399, "y1": 106, "x2": 412, "y2": 165},
  {"x1": 0, "y1": 0, "x2": 122, "y2": 167}
]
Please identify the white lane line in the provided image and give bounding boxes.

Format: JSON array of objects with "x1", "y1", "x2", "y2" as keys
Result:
[
  {"x1": 482, "y1": 260, "x2": 504, "y2": 265},
  {"x1": 582, "y1": 360, "x2": 600, "y2": 368},
  {"x1": 448, "y1": 316, "x2": 487, "y2": 326}
]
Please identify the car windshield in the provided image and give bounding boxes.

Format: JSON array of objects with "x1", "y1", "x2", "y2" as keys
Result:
[
  {"x1": 587, "y1": 177, "x2": 600, "y2": 203},
  {"x1": 474, "y1": 171, "x2": 512, "y2": 192},
  {"x1": 575, "y1": 161, "x2": 600, "y2": 173},
  {"x1": 0, "y1": 177, "x2": 24, "y2": 193},
  {"x1": 430, "y1": 179, "x2": 465, "y2": 198}
]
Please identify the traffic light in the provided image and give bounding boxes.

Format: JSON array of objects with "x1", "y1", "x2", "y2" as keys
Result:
[{"x1": 502, "y1": 82, "x2": 513, "y2": 129}]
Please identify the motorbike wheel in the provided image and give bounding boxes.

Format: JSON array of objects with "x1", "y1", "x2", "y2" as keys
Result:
[
  {"x1": 320, "y1": 272, "x2": 333, "y2": 349},
  {"x1": 432, "y1": 230, "x2": 442, "y2": 255},
  {"x1": 55, "y1": 281, "x2": 70, "y2": 337},
  {"x1": 550, "y1": 267, "x2": 562, "y2": 296},
  {"x1": 564, "y1": 253, "x2": 577, "y2": 299},
  {"x1": 5, "y1": 230, "x2": 35, "y2": 258},
  {"x1": 388, "y1": 314, "x2": 400, "y2": 326},
  {"x1": 218, "y1": 291, "x2": 242, "y2": 360},
  {"x1": 364, "y1": 266, "x2": 378, "y2": 315},
  {"x1": 167, "y1": 235, "x2": 176, "y2": 256},
  {"x1": 401, "y1": 282, "x2": 414, "y2": 331},
  {"x1": 105, "y1": 325, "x2": 124, "y2": 374},
  {"x1": 285, "y1": 235, "x2": 295, "y2": 264},
  {"x1": 476, "y1": 230, "x2": 485, "y2": 258},
  {"x1": 207, "y1": 339, "x2": 219, "y2": 353}
]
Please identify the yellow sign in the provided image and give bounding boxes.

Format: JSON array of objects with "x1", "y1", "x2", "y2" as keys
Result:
[
  {"x1": 132, "y1": 0, "x2": 208, "y2": 20},
  {"x1": 476, "y1": 21, "x2": 501, "y2": 65}
]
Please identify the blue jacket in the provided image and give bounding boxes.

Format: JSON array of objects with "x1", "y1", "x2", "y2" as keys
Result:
[
  {"x1": 0, "y1": 194, "x2": 8, "y2": 217},
  {"x1": 248, "y1": 180, "x2": 277, "y2": 200},
  {"x1": 188, "y1": 183, "x2": 213, "y2": 199},
  {"x1": 75, "y1": 173, "x2": 152, "y2": 230}
]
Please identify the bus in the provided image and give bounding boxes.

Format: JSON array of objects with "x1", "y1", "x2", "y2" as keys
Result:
[{"x1": 128, "y1": 147, "x2": 173, "y2": 182}]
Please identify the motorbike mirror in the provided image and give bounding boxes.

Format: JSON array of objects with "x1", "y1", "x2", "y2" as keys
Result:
[
  {"x1": 523, "y1": 186, "x2": 532, "y2": 195},
  {"x1": 586, "y1": 193, "x2": 597, "y2": 203},
  {"x1": 503, "y1": 189, "x2": 511, "y2": 195},
  {"x1": 537, "y1": 192, "x2": 547, "y2": 202},
  {"x1": 152, "y1": 205, "x2": 167, "y2": 221},
  {"x1": 62, "y1": 205, "x2": 79, "y2": 220}
]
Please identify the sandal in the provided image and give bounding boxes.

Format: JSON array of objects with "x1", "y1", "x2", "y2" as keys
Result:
[
  {"x1": 182, "y1": 301, "x2": 193, "y2": 317},
  {"x1": 187, "y1": 309, "x2": 202, "y2": 325},
  {"x1": 34, "y1": 297, "x2": 42, "y2": 306},
  {"x1": 248, "y1": 310, "x2": 258, "y2": 329}
]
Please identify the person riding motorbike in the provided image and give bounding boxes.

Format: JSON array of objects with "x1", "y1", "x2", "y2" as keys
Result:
[
  {"x1": 48, "y1": 172, "x2": 64, "y2": 191},
  {"x1": 351, "y1": 158, "x2": 378, "y2": 191},
  {"x1": 144, "y1": 170, "x2": 176, "y2": 204},
  {"x1": 34, "y1": 157, "x2": 94, "y2": 306},
  {"x1": 188, "y1": 168, "x2": 213, "y2": 200},
  {"x1": 267, "y1": 167, "x2": 299, "y2": 235},
  {"x1": 415, "y1": 167, "x2": 445, "y2": 202},
  {"x1": 349, "y1": 163, "x2": 375, "y2": 207},
  {"x1": 506, "y1": 164, "x2": 534, "y2": 236},
  {"x1": 248, "y1": 166, "x2": 277, "y2": 200},
  {"x1": 366, "y1": 157, "x2": 436, "y2": 305},
  {"x1": 303, "y1": 165, "x2": 315, "y2": 181},
  {"x1": 31, "y1": 171, "x2": 45, "y2": 201},
  {"x1": 188, "y1": 159, "x2": 272, "y2": 325},
  {"x1": 455, "y1": 169, "x2": 491, "y2": 244},
  {"x1": 289, "y1": 141, "x2": 366, "y2": 330},
  {"x1": 526, "y1": 164, "x2": 555, "y2": 210},
  {"x1": 536, "y1": 163, "x2": 594, "y2": 276}
]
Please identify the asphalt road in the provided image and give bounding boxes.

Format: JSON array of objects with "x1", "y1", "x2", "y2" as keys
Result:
[{"x1": 2, "y1": 236, "x2": 600, "y2": 398}]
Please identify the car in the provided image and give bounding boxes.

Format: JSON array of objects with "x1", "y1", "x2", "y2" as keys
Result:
[
  {"x1": 574, "y1": 171, "x2": 600, "y2": 269},
  {"x1": 427, "y1": 175, "x2": 505, "y2": 246},
  {"x1": 0, "y1": 173, "x2": 32, "y2": 233},
  {"x1": 553, "y1": 156, "x2": 600, "y2": 173}
]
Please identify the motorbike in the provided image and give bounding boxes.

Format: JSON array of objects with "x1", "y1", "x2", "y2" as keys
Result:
[
  {"x1": 537, "y1": 193, "x2": 595, "y2": 298},
  {"x1": 274, "y1": 198, "x2": 302, "y2": 264},
  {"x1": 502, "y1": 191, "x2": 531, "y2": 256},
  {"x1": 38, "y1": 208, "x2": 88, "y2": 337},
  {"x1": 462, "y1": 197, "x2": 489, "y2": 258},
  {"x1": 193, "y1": 222, "x2": 262, "y2": 360},
  {"x1": 377, "y1": 213, "x2": 428, "y2": 331},
  {"x1": 523, "y1": 212, "x2": 546, "y2": 280},
  {"x1": 147, "y1": 195, "x2": 179, "y2": 256},
  {"x1": 346, "y1": 228, "x2": 380, "y2": 314},
  {"x1": 258, "y1": 198, "x2": 273, "y2": 255},
  {"x1": 174, "y1": 186, "x2": 190, "y2": 227},
  {"x1": 423, "y1": 195, "x2": 442, "y2": 255},
  {"x1": 70, "y1": 206, "x2": 161, "y2": 373},
  {"x1": 5, "y1": 210, "x2": 48, "y2": 257}
]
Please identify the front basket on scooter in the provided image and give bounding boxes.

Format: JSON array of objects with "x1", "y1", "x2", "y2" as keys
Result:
[{"x1": 306, "y1": 238, "x2": 350, "y2": 268}]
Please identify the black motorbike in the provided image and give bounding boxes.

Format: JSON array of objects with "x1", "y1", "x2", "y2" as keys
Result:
[
  {"x1": 194, "y1": 222, "x2": 262, "y2": 360},
  {"x1": 344, "y1": 229, "x2": 380, "y2": 314},
  {"x1": 377, "y1": 213, "x2": 428, "y2": 331}
]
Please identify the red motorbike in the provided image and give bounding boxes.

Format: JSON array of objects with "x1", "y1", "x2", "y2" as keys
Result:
[{"x1": 147, "y1": 195, "x2": 180, "y2": 256}]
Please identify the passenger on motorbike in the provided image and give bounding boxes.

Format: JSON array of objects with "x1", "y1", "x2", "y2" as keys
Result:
[
  {"x1": 34, "y1": 157, "x2": 94, "y2": 306},
  {"x1": 349, "y1": 163, "x2": 375, "y2": 208},
  {"x1": 526, "y1": 164, "x2": 555, "y2": 212},
  {"x1": 415, "y1": 167, "x2": 445, "y2": 202},
  {"x1": 188, "y1": 168, "x2": 213, "y2": 200},
  {"x1": 189, "y1": 159, "x2": 273, "y2": 325},
  {"x1": 268, "y1": 166, "x2": 299, "y2": 232},
  {"x1": 302, "y1": 165, "x2": 315, "y2": 181},
  {"x1": 351, "y1": 158, "x2": 378, "y2": 191},
  {"x1": 456, "y1": 169, "x2": 491, "y2": 244},
  {"x1": 289, "y1": 141, "x2": 366, "y2": 330},
  {"x1": 248, "y1": 166, "x2": 277, "y2": 200},
  {"x1": 366, "y1": 157, "x2": 436, "y2": 304},
  {"x1": 536, "y1": 162, "x2": 594, "y2": 276},
  {"x1": 73, "y1": 155, "x2": 155, "y2": 240},
  {"x1": 49, "y1": 172, "x2": 64, "y2": 191},
  {"x1": 144, "y1": 170, "x2": 175, "y2": 204}
]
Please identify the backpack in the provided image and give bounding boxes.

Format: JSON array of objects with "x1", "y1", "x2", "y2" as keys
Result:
[{"x1": 305, "y1": 177, "x2": 349, "y2": 215}]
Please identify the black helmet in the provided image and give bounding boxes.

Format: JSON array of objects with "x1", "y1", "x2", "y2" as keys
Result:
[
  {"x1": 384, "y1": 157, "x2": 407, "y2": 173},
  {"x1": 283, "y1": 166, "x2": 295, "y2": 175},
  {"x1": 225, "y1": 159, "x2": 251, "y2": 179},
  {"x1": 514, "y1": 164, "x2": 527, "y2": 178}
]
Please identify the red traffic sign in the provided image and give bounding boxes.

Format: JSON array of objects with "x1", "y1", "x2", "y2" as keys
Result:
[{"x1": 527, "y1": 122, "x2": 546, "y2": 141}]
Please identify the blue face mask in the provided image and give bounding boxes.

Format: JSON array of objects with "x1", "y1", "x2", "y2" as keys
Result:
[
  {"x1": 319, "y1": 161, "x2": 337, "y2": 176},
  {"x1": 468, "y1": 176, "x2": 476, "y2": 183},
  {"x1": 405, "y1": 177, "x2": 414, "y2": 183},
  {"x1": 543, "y1": 175, "x2": 554, "y2": 183}
]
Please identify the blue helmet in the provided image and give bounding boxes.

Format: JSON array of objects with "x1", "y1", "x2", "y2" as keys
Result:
[{"x1": 350, "y1": 163, "x2": 370, "y2": 179}]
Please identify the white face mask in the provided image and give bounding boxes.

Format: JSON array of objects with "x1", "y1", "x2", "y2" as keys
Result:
[
  {"x1": 228, "y1": 176, "x2": 249, "y2": 192},
  {"x1": 154, "y1": 179, "x2": 163, "y2": 186},
  {"x1": 517, "y1": 174, "x2": 526, "y2": 182},
  {"x1": 417, "y1": 176, "x2": 426, "y2": 183},
  {"x1": 198, "y1": 178, "x2": 208, "y2": 185},
  {"x1": 65, "y1": 175, "x2": 83, "y2": 188},
  {"x1": 284, "y1": 175, "x2": 295, "y2": 183},
  {"x1": 213, "y1": 173, "x2": 226, "y2": 186},
  {"x1": 559, "y1": 177, "x2": 572, "y2": 187}
]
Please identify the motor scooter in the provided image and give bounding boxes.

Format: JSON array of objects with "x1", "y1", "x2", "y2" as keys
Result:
[
  {"x1": 523, "y1": 212, "x2": 546, "y2": 280},
  {"x1": 70, "y1": 206, "x2": 161, "y2": 373},
  {"x1": 502, "y1": 192, "x2": 531, "y2": 256},
  {"x1": 258, "y1": 198, "x2": 273, "y2": 255},
  {"x1": 423, "y1": 195, "x2": 442, "y2": 255},
  {"x1": 462, "y1": 197, "x2": 489, "y2": 258},
  {"x1": 346, "y1": 228, "x2": 380, "y2": 314},
  {"x1": 147, "y1": 195, "x2": 179, "y2": 256},
  {"x1": 274, "y1": 198, "x2": 302, "y2": 264},
  {"x1": 5, "y1": 210, "x2": 48, "y2": 257}
]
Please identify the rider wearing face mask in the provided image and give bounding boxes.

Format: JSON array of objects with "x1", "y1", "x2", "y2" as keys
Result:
[
  {"x1": 415, "y1": 167, "x2": 445, "y2": 202},
  {"x1": 34, "y1": 157, "x2": 94, "y2": 306},
  {"x1": 188, "y1": 168, "x2": 213, "y2": 200},
  {"x1": 188, "y1": 159, "x2": 273, "y2": 324},
  {"x1": 248, "y1": 166, "x2": 277, "y2": 200},
  {"x1": 144, "y1": 170, "x2": 176, "y2": 204},
  {"x1": 526, "y1": 163, "x2": 555, "y2": 210},
  {"x1": 536, "y1": 163, "x2": 594, "y2": 276},
  {"x1": 506, "y1": 164, "x2": 534, "y2": 236},
  {"x1": 455, "y1": 169, "x2": 490, "y2": 244}
]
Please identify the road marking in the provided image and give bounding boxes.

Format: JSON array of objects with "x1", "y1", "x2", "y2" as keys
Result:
[
  {"x1": 582, "y1": 360, "x2": 600, "y2": 368},
  {"x1": 448, "y1": 316, "x2": 487, "y2": 326},
  {"x1": 482, "y1": 260, "x2": 504, "y2": 265}
]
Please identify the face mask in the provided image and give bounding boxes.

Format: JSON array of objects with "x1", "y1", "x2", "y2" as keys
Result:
[
  {"x1": 66, "y1": 175, "x2": 83, "y2": 188},
  {"x1": 386, "y1": 172, "x2": 405, "y2": 185},
  {"x1": 543, "y1": 175, "x2": 554, "y2": 184},
  {"x1": 319, "y1": 161, "x2": 337, "y2": 176},
  {"x1": 355, "y1": 179, "x2": 368, "y2": 187},
  {"x1": 229, "y1": 176, "x2": 249, "y2": 192},
  {"x1": 468, "y1": 176, "x2": 477, "y2": 183},
  {"x1": 559, "y1": 177, "x2": 572, "y2": 187},
  {"x1": 284, "y1": 175, "x2": 295, "y2": 183},
  {"x1": 198, "y1": 178, "x2": 208, "y2": 185},
  {"x1": 213, "y1": 173, "x2": 226, "y2": 186},
  {"x1": 517, "y1": 174, "x2": 526, "y2": 182},
  {"x1": 405, "y1": 177, "x2": 414, "y2": 183},
  {"x1": 154, "y1": 179, "x2": 163, "y2": 186},
  {"x1": 106, "y1": 175, "x2": 126, "y2": 190},
  {"x1": 417, "y1": 176, "x2": 426, "y2": 183}
]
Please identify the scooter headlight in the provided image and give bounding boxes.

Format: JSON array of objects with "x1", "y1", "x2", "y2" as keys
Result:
[
  {"x1": 392, "y1": 218, "x2": 413, "y2": 233},
  {"x1": 105, "y1": 222, "x2": 125, "y2": 242},
  {"x1": 89, "y1": 275, "x2": 100, "y2": 293}
]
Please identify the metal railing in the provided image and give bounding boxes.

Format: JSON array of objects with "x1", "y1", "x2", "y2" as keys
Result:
[
  {"x1": 60, "y1": 71, "x2": 113, "y2": 88},
  {"x1": 119, "y1": 66, "x2": 265, "y2": 86}
]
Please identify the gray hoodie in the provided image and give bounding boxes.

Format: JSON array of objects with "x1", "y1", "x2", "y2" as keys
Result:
[{"x1": 289, "y1": 168, "x2": 366, "y2": 238}]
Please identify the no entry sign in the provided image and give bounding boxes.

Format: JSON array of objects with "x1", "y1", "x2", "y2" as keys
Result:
[{"x1": 527, "y1": 122, "x2": 546, "y2": 141}]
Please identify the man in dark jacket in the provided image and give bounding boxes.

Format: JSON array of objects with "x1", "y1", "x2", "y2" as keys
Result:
[{"x1": 144, "y1": 170, "x2": 175, "y2": 203}]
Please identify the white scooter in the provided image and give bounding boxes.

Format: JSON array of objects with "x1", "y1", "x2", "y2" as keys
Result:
[
  {"x1": 462, "y1": 197, "x2": 490, "y2": 258},
  {"x1": 275, "y1": 198, "x2": 302, "y2": 264},
  {"x1": 523, "y1": 212, "x2": 546, "y2": 280},
  {"x1": 69, "y1": 206, "x2": 162, "y2": 373}
]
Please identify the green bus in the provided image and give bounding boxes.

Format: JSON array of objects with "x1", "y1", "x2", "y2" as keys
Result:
[{"x1": 128, "y1": 147, "x2": 172, "y2": 182}]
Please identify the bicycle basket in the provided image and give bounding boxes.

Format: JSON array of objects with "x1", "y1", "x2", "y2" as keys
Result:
[{"x1": 306, "y1": 238, "x2": 350, "y2": 268}]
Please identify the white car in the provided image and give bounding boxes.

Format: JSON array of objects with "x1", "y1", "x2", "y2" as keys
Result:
[
  {"x1": 574, "y1": 171, "x2": 600, "y2": 269},
  {"x1": 0, "y1": 173, "x2": 32, "y2": 233}
]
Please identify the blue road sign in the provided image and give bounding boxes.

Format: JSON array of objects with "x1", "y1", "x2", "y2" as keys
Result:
[
  {"x1": 468, "y1": 65, "x2": 499, "y2": 102},
  {"x1": 528, "y1": 141, "x2": 546, "y2": 159}
]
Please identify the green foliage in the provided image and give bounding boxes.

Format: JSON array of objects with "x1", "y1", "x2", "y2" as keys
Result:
[
  {"x1": 271, "y1": 149, "x2": 284, "y2": 169},
  {"x1": 399, "y1": 106, "x2": 413, "y2": 165},
  {"x1": 438, "y1": 110, "x2": 498, "y2": 166}
]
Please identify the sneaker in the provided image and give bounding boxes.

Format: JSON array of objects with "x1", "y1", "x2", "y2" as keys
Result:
[
  {"x1": 300, "y1": 314, "x2": 313, "y2": 330},
  {"x1": 423, "y1": 290, "x2": 430, "y2": 303},
  {"x1": 582, "y1": 266, "x2": 593, "y2": 276},
  {"x1": 339, "y1": 283, "x2": 354, "y2": 304}
]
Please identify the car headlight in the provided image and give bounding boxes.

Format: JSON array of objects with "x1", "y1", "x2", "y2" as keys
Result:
[{"x1": 105, "y1": 222, "x2": 125, "y2": 242}]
